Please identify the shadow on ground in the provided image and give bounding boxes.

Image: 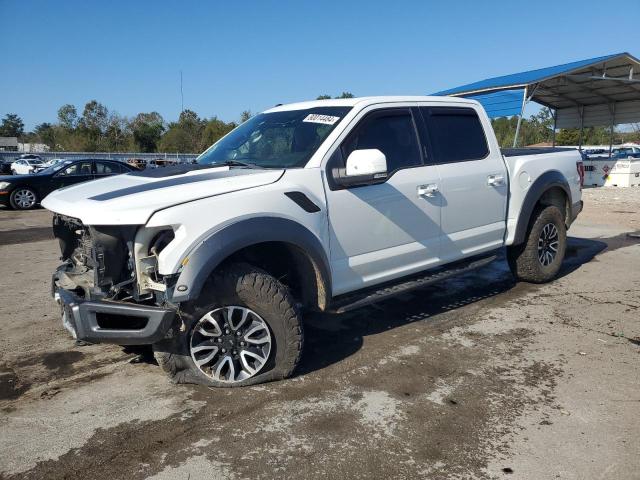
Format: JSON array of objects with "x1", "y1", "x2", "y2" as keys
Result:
[{"x1": 297, "y1": 234, "x2": 612, "y2": 377}]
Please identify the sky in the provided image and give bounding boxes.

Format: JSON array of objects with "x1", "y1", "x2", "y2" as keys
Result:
[{"x1": 1, "y1": 0, "x2": 639, "y2": 130}]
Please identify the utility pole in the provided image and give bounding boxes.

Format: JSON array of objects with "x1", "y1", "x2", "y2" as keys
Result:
[{"x1": 180, "y1": 70, "x2": 184, "y2": 113}]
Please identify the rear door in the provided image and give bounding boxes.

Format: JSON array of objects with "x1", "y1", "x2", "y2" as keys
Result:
[
  {"x1": 94, "y1": 160, "x2": 125, "y2": 179},
  {"x1": 419, "y1": 106, "x2": 508, "y2": 262},
  {"x1": 324, "y1": 107, "x2": 442, "y2": 295}
]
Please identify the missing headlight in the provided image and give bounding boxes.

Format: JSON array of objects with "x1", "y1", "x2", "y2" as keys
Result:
[{"x1": 149, "y1": 229, "x2": 175, "y2": 256}]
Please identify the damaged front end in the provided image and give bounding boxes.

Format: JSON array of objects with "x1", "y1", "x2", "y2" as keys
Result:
[{"x1": 51, "y1": 214, "x2": 178, "y2": 345}]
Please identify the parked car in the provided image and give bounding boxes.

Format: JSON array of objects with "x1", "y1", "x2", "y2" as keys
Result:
[
  {"x1": 17, "y1": 154, "x2": 43, "y2": 161},
  {"x1": 44, "y1": 96, "x2": 583, "y2": 388},
  {"x1": 126, "y1": 158, "x2": 147, "y2": 170},
  {"x1": 612, "y1": 146, "x2": 640, "y2": 156},
  {"x1": 43, "y1": 158, "x2": 68, "y2": 168},
  {"x1": 0, "y1": 159, "x2": 13, "y2": 175},
  {"x1": 11, "y1": 158, "x2": 47, "y2": 175},
  {"x1": 0, "y1": 159, "x2": 135, "y2": 209}
]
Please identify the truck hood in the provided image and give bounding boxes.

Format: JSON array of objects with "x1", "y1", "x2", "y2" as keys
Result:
[{"x1": 41, "y1": 165, "x2": 285, "y2": 225}]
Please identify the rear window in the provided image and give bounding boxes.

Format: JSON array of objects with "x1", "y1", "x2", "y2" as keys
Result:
[{"x1": 422, "y1": 107, "x2": 489, "y2": 163}]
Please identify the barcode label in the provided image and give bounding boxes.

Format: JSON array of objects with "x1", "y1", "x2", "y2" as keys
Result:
[{"x1": 303, "y1": 114, "x2": 340, "y2": 125}]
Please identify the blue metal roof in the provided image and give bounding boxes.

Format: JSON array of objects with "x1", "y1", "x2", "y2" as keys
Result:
[
  {"x1": 433, "y1": 53, "x2": 627, "y2": 96},
  {"x1": 465, "y1": 89, "x2": 526, "y2": 118}
]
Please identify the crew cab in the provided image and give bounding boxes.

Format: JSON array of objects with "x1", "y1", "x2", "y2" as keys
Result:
[{"x1": 43, "y1": 96, "x2": 583, "y2": 387}]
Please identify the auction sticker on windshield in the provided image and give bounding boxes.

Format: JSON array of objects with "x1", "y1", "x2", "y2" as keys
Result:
[{"x1": 303, "y1": 114, "x2": 340, "y2": 125}]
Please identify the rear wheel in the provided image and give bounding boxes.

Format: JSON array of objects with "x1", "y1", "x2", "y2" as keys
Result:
[
  {"x1": 153, "y1": 263, "x2": 303, "y2": 387},
  {"x1": 9, "y1": 187, "x2": 38, "y2": 210},
  {"x1": 507, "y1": 205, "x2": 567, "y2": 283}
]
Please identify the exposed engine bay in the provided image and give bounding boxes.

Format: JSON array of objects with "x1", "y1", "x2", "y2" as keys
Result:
[{"x1": 52, "y1": 214, "x2": 174, "y2": 304}]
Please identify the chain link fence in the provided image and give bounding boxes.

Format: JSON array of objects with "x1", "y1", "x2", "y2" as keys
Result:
[{"x1": 0, "y1": 151, "x2": 199, "y2": 163}]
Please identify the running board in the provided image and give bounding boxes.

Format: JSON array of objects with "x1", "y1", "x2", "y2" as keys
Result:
[{"x1": 329, "y1": 254, "x2": 498, "y2": 314}]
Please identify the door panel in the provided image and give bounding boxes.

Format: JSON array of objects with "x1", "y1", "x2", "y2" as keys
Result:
[
  {"x1": 420, "y1": 107, "x2": 507, "y2": 261},
  {"x1": 94, "y1": 161, "x2": 123, "y2": 178},
  {"x1": 325, "y1": 108, "x2": 442, "y2": 296},
  {"x1": 435, "y1": 159, "x2": 507, "y2": 259},
  {"x1": 50, "y1": 161, "x2": 95, "y2": 194}
]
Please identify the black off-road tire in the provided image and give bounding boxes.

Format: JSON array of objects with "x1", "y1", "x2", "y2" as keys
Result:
[
  {"x1": 507, "y1": 205, "x2": 567, "y2": 283},
  {"x1": 153, "y1": 263, "x2": 303, "y2": 387}
]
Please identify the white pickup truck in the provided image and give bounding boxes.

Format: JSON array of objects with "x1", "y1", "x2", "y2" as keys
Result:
[{"x1": 44, "y1": 96, "x2": 583, "y2": 387}]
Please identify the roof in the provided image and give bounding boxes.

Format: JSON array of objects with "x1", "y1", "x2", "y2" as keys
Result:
[
  {"x1": 265, "y1": 95, "x2": 475, "y2": 113},
  {"x1": 434, "y1": 53, "x2": 627, "y2": 97},
  {"x1": 0, "y1": 137, "x2": 18, "y2": 147},
  {"x1": 433, "y1": 52, "x2": 640, "y2": 128}
]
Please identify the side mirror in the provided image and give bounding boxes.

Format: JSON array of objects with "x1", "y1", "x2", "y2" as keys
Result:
[{"x1": 335, "y1": 149, "x2": 387, "y2": 187}]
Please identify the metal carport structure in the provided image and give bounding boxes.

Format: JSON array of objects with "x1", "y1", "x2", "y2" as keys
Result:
[{"x1": 433, "y1": 52, "x2": 640, "y2": 152}]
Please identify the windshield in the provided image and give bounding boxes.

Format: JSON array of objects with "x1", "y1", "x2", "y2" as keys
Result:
[
  {"x1": 197, "y1": 106, "x2": 352, "y2": 168},
  {"x1": 28, "y1": 160, "x2": 44, "y2": 165},
  {"x1": 40, "y1": 160, "x2": 73, "y2": 175}
]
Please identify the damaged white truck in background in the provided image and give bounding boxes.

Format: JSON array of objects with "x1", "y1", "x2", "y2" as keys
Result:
[{"x1": 43, "y1": 96, "x2": 583, "y2": 387}]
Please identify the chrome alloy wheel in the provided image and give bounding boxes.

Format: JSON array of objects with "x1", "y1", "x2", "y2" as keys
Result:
[
  {"x1": 13, "y1": 188, "x2": 36, "y2": 208},
  {"x1": 537, "y1": 223, "x2": 559, "y2": 267},
  {"x1": 190, "y1": 306, "x2": 272, "y2": 383}
]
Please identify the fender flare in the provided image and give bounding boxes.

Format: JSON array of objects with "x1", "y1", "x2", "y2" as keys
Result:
[
  {"x1": 168, "y1": 217, "x2": 331, "y2": 305},
  {"x1": 513, "y1": 170, "x2": 572, "y2": 245}
]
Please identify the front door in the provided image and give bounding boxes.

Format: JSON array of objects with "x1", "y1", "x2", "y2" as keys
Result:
[
  {"x1": 419, "y1": 106, "x2": 508, "y2": 262},
  {"x1": 325, "y1": 108, "x2": 442, "y2": 296},
  {"x1": 50, "y1": 161, "x2": 95, "y2": 194}
]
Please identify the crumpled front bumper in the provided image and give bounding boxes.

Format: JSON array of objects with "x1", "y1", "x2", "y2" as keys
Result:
[{"x1": 52, "y1": 277, "x2": 176, "y2": 346}]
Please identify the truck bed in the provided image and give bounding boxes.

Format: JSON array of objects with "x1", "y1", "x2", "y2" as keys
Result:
[{"x1": 502, "y1": 147, "x2": 576, "y2": 157}]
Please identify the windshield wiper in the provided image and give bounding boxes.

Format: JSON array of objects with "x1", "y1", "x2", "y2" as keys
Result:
[{"x1": 215, "y1": 160, "x2": 264, "y2": 169}]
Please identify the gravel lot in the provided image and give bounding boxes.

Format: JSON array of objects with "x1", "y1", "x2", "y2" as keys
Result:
[{"x1": 0, "y1": 187, "x2": 639, "y2": 480}]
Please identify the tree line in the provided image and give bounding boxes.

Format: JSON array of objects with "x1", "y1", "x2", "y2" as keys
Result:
[
  {"x1": 2, "y1": 98, "x2": 637, "y2": 154},
  {"x1": 491, "y1": 107, "x2": 638, "y2": 147},
  {"x1": 0, "y1": 101, "x2": 251, "y2": 153}
]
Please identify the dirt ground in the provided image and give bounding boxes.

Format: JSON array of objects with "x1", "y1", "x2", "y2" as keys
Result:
[{"x1": 0, "y1": 187, "x2": 638, "y2": 480}]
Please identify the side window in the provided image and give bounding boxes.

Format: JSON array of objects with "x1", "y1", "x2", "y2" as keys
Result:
[
  {"x1": 58, "y1": 162, "x2": 93, "y2": 176},
  {"x1": 422, "y1": 107, "x2": 489, "y2": 163},
  {"x1": 342, "y1": 110, "x2": 422, "y2": 173},
  {"x1": 95, "y1": 161, "x2": 120, "y2": 174}
]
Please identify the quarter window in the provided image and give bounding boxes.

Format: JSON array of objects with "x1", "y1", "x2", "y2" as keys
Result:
[
  {"x1": 342, "y1": 111, "x2": 422, "y2": 173},
  {"x1": 422, "y1": 107, "x2": 489, "y2": 163},
  {"x1": 95, "y1": 161, "x2": 121, "y2": 174}
]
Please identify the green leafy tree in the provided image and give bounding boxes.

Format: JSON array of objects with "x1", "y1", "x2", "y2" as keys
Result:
[
  {"x1": 34, "y1": 122, "x2": 56, "y2": 149},
  {"x1": 240, "y1": 110, "x2": 252, "y2": 123},
  {"x1": 158, "y1": 127, "x2": 192, "y2": 153},
  {"x1": 0, "y1": 113, "x2": 25, "y2": 137},
  {"x1": 160, "y1": 109, "x2": 204, "y2": 152},
  {"x1": 336, "y1": 92, "x2": 354, "y2": 98},
  {"x1": 131, "y1": 112, "x2": 164, "y2": 152},
  {"x1": 77, "y1": 100, "x2": 109, "y2": 151},
  {"x1": 200, "y1": 117, "x2": 236, "y2": 151},
  {"x1": 316, "y1": 94, "x2": 332, "y2": 100},
  {"x1": 57, "y1": 104, "x2": 78, "y2": 130},
  {"x1": 105, "y1": 114, "x2": 133, "y2": 152}
]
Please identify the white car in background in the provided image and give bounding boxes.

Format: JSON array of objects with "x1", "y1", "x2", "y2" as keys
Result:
[
  {"x1": 10, "y1": 158, "x2": 46, "y2": 175},
  {"x1": 43, "y1": 158, "x2": 68, "y2": 168}
]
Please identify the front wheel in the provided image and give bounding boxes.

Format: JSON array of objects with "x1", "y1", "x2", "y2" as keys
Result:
[
  {"x1": 507, "y1": 205, "x2": 567, "y2": 283},
  {"x1": 10, "y1": 187, "x2": 38, "y2": 210},
  {"x1": 153, "y1": 263, "x2": 303, "y2": 387}
]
